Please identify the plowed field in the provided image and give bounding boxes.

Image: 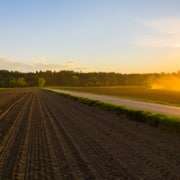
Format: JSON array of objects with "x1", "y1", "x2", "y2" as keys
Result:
[{"x1": 0, "y1": 88, "x2": 179, "y2": 179}]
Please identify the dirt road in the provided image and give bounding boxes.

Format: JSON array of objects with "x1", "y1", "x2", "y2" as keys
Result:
[
  {"x1": 0, "y1": 88, "x2": 180, "y2": 179},
  {"x1": 47, "y1": 88, "x2": 180, "y2": 117}
]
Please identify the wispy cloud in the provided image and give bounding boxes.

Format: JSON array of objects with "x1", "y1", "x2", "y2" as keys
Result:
[
  {"x1": 65, "y1": 60, "x2": 77, "y2": 69},
  {"x1": 132, "y1": 18, "x2": 180, "y2": 48},
  {"x1": 132, "y1": 35, "x2": 180, "y2": 48},
  {"x1": 142, "y1": 18, "x2": 180, "y2": 34},
  {"x1": 0, "y1": 57, "x2": 86, "y2": 72}
]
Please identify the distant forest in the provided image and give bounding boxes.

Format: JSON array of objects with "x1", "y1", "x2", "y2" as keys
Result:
[{"x1": 0, "y1": 70, "x2": 180, "y2": 88}]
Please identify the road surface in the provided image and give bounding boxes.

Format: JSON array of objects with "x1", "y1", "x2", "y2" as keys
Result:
[
  {"x1": 47, "y1": 88, "x2": 180, "y2": 117},
  {"x1": 0, "y1": 88, "x2": 179, "y2": 179}
]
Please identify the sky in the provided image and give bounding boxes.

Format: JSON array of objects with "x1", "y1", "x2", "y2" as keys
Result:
[{"x1": 0, "y1": 0, "x2": 180, "y2": 73}]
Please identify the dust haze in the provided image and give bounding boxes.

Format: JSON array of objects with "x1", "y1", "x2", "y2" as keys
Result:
[{"x1": 148, "y1": 74, "x2": 180, "y2": 91}]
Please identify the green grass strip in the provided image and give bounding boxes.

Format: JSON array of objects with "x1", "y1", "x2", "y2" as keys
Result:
[{"x1": 49, "y1": 90, "x2": 180, "y2": 134}]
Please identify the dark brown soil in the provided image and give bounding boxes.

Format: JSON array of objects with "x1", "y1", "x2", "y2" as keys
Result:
[{"x1": 0, "y1": 88, "x2": 179, "y2": 179}]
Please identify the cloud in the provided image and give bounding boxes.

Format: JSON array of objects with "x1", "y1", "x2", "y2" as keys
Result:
[
  {"x1": 173, "y1": 44, "x2": 180, "y2": 48},
  {"x1": 0, "y1": 57, "x2": 85, "y2": 72},
  {"x1": 132, "y1": 18, "x2": 180, "y2": 48},
  {"x1": 132, "y1": 35, "x2": 180, "y2": 48},
  {"x1": 0, "y1": 57, "x2": 31, "y2": 70},
  {"x1": 64, "y1": 60, "x2": 77, "y2": 68},
  {"x1": 142, "y1": 18, "x2": 180, "y2": 35}
]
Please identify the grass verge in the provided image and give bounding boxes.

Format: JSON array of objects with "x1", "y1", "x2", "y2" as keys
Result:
[{"x1": 48, "y1": 90, "x2": 180, "y2": 134}]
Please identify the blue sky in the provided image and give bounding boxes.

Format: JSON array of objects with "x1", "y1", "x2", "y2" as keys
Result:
[{"x1": 0, "y1": 0, "x2": 180, "y2": 73}]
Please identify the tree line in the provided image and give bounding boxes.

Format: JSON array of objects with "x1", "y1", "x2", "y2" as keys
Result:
[
  {"x1": 0, "y1": 70, "x2": 180, "y2": 88},
  {"x1": 0, "y1": 70, "x2": 45, "y2": 87}
]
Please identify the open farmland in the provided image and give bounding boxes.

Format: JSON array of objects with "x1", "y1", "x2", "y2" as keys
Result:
[
  {"x1": 56, "y1": 86, "x2": 180, "y2": 106},
  {"x1": 0, "y1": 88, "x2": 180, "y2": 179}
]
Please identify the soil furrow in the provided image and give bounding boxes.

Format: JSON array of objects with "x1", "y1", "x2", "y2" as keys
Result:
[
  {"x1": 40, "y1": 93, "x2": 95, "y2": 179},
  {"x1": 0, "y1": 88, "x2": 179, "y2": 179},
  {"x1": 0, "y1": 91, "x2": 34, "y2": 179},
  {"x1": 23, "y1": 91, "x2": 54, "y2": 179},
  {"x1": 41, "y1": 89, "x2": 180, "y2": 179},
  {"x1": 41, "y1": 91, "x2": 140, "y2": 179}
]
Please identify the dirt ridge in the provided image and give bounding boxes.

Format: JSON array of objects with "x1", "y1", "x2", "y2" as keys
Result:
[{"x1": 0, "y1": 88, "x2": 179, "y2": 179}]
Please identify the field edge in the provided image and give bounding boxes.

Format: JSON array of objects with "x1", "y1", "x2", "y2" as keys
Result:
[{"x1": 45, "y1": 89, "x2": 180, "y2": 134}]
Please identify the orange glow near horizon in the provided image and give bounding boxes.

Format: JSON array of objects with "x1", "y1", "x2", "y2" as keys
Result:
[{"x1": 148, "y1": 75, "x2": 180, "y2": 91}]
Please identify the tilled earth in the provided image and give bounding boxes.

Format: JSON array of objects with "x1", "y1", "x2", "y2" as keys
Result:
[{"x1": 0, "y1": 88, "x2": 179, "y2": 180}]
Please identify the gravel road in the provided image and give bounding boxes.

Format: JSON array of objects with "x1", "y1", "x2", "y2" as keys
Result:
[
  {"x1": 47, "y1": 88, "x2": 180, "y2": 117},
  {"x1": 0, "y1": 88, "x2": 179, "y2": 179}
]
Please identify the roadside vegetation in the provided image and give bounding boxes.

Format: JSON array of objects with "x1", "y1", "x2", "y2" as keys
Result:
[{"x1": 51, "y1": 90, "x2": 180, "y2": 134}]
